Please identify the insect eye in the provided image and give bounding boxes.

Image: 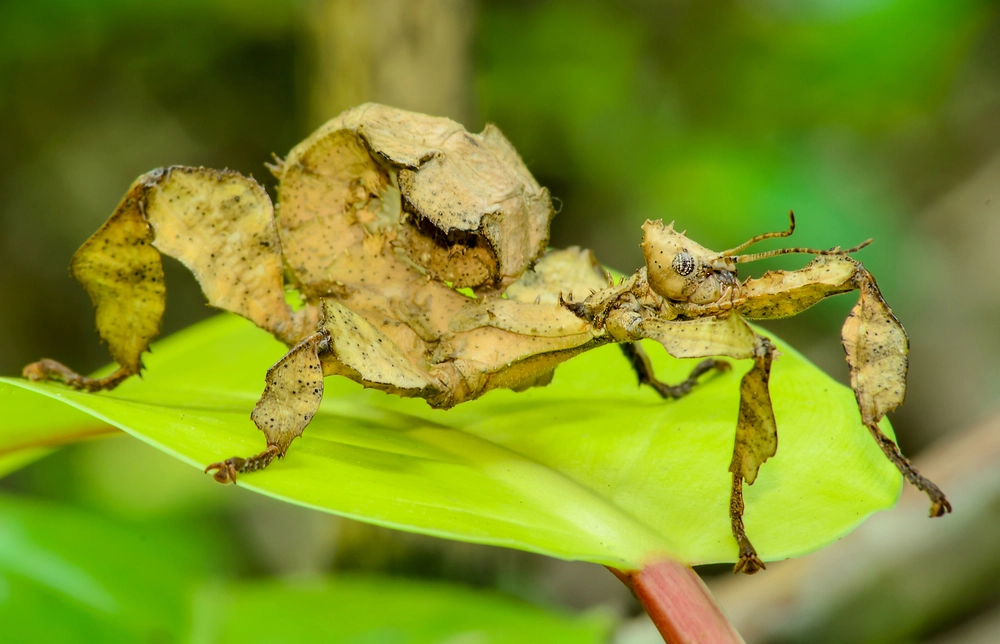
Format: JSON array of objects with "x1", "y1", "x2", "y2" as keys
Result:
[{"x1": 672, "y1": 251, "x2": 696, "y2": 277}]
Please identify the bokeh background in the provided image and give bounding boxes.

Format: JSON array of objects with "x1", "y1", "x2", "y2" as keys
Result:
[{"x1": 1, "y1": 1, "x2": 999, "y2": 642}]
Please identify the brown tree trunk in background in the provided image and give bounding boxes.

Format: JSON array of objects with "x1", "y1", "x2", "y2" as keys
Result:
[{"x1": 306, "y1": 0, "x2": 475, "y2": 127}]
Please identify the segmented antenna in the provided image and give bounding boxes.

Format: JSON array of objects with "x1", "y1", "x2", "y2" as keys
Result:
[
  {"x1": 718, "y1": 211, "x2": 796, "y2": 257},
  {"x1": 734, "y1": 238, "x2": 872, "y2": 263},
  {"x1": 713, "y1": 210, "x2": 872, "y2": 263}
]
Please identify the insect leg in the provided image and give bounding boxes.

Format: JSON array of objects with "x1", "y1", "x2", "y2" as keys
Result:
[
  {"x1": 728, "y1": 334, "x2": 777, "y2": 574},
  {"x1": 22, "y1": 361, "x2": 134, "y2": 393},
  {"x1": 620, "y1": 343, "x2": 730, "y2": 399},
  {"x1": 206, "y1": 300, "x2": 440, "y2": 483},
  {"x1": 206, "y1": 330, "x2": 327, "y2": 484},
  {"x1": 730, "y1": 472, "x2": 760, "y2": 574},
  {"x1": 22, "y1": 187, "x2": 166, "y2": 391},
  {"x1": 865, "y1": 422, "x2": 950, "y2": 516},
  {"x1": 739, "y1": 255, "x2": 950, "y2": 518},
  {"x1": 621, "y1": 311, "x2": 774, "y2": 573},
  {"x1": 842, "y1": 266, "x2": 951, "y2": 517}
]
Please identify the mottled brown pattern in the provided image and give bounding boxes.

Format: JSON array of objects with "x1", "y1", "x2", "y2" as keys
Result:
[
  {"x1": 23, "y1": 105, "x2": 948, "y2": 573},
  {"x1": 69, "y1": 179, "x2": 166, "y2": 374}
]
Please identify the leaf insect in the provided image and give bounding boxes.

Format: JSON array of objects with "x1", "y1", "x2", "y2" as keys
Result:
[{"x1": 23, "y1": 104, "x2": 950, "y2": 573}]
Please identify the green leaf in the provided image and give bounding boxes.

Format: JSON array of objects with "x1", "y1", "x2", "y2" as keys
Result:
[
  {"x1": 0, "y1": 384, "x2": 118, "y2": 476},
  {"x1": 0, "y1": 493, "x2": 608, "y2": 644},
  {"x1": 0, "y1": 494, "x2": 225, "y2": 643},
  {"x1": 0, "y1": 314, "x2": 901, "y2": 568},
  {"x1": 191, "y1": 577, "x2": 612, "y2": 644}
]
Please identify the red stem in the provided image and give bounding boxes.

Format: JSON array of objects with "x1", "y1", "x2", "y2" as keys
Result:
[{"x1": 610, "y1": 560, "x2": 743, "y2": 643}]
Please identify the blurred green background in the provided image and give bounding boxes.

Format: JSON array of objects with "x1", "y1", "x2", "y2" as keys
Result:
[{"x1": 2, "y1": 0, "x2": 999, "y2": 642}]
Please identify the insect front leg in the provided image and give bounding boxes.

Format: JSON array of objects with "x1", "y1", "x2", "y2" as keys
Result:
[
  {"x1": 736, "y1": 255, "x2": 950, "y2": 517},
  {"x1": 728, "y1": 334, "x2": 777, "y2": 574},
  {"x1": 620, "y1": 343, "x2": 731, "y2": 400},
  {"x1": 612, "y1": 311, "x2": 775, "y2": 574}
]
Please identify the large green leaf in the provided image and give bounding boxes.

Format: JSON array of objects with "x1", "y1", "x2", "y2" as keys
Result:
[
  {"x1": 191, "y1": 577, "x2": 612, "y2": 644},
  {"x1": 0, "y1": 493, "x2": 611, "y2": 643},
  {"x1": 0, "y1": 384, "x2": 118, "y2": 476},
  {"x1": 0, "y1": 314, "x2": 901, "y2": 568},
  {"x1": 0, "y1": 494, "x2": 226, "y2": 643}
]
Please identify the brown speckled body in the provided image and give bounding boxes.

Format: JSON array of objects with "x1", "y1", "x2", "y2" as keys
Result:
[{"x1": 23, "y1": 105, "x2": 950, "y2": 574}]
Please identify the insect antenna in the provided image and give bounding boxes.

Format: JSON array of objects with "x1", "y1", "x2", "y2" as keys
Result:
[
  {"x1": 717, "y1": 210, "x2": 797, "y2": 257},
  {"x1": 733, "y1": 238, "x2": 872, "y2": 263}
]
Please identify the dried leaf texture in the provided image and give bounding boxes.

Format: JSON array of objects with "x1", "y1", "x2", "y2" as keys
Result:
[
  {"x1": 141, "y1": 167, "x2": 296, "y2": 342},
  {"x1": 505, "y1": 247, "x2": 608, "y2": 305},
  {"x1": 251, "y1": 333, "x2": 326, "y2": 455},
  {"x1": 730, "y1": 340, "x2": 778, "y2": 484},
  {"x1": 69, "y1": 166, "x2": 302, "y2": 377},
  {"x1": 738, "y1": 256, "x2": 858, "y2": 320},
  {"x1": 842, "y1": 269, "x2": 909, "y2": 425},
  {"x1": 70, "y1": 181, "x2": 166, "y2": 373},
  {"x1": 451, "y1": 248, "x2": 607, "y2": 337},
  {"x1": 275, "y1": 103, "x2": 553, "y2": 292},
  {"x1": 319, "y1": 300, "x2": 435, "y2": 395},
  {"x1": 272, "y1": 127, "x2": 391, "y2": 297},
  {"x1": 635, "y1": 314, "x2": 757, "y2": 360},
  {"x1": 432, "y1": 327, "x2": 602, "y2": 406}
]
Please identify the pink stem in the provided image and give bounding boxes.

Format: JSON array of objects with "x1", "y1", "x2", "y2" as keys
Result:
[{"x1": 610, "y1": 560, "x2": 743, "y2": 643}]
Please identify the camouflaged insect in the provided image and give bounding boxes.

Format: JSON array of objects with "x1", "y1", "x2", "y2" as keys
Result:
[{"x1": 24, "y1": 103, "x2": 950, "y2": 574}]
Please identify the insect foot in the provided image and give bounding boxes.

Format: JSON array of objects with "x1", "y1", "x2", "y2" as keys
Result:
[
  {"x1": 205, "y1": 445, "x2": 282, "y2": 484},
  {"x1": 731, "y1": 473, "x2": 766, "y2": 575},
  {"x1": 22, "y1": 359, "x2": 132, "y2": 393}
]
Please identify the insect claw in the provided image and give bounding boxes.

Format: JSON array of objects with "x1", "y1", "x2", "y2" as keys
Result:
[
  {"x1": 930, "y1": 498, "x2": 952, "y2": 517},
  {"x1": 733, "y1": 550, "x2": 766, "y2": 575},
  {"x1": 204, "y1": 445, "x2": 281, "y2": 484},
  {"x1": 204, "y1": 458, "x2": 242, "y2": 484}
]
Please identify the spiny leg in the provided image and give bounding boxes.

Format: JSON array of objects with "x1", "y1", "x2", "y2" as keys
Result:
[
  {"x1": 24, "y1": 167, "x2": 310, "y2": 396},
  {"x1": 620, "y1": 343, "x2": 730, "y2": 399},
  {"x1": 204, "y1": 445, "x2": 282, "y2": 485},
  {"x1": 730, "y1": 473, "x2": 764, "y2": 574},
  {"x1": 22, "y1": 361, "x2": 133, "y2": 393},
  {"x1": 205, "y1": 300, "x2": 443, "y2": 484},
  {"x1": 866, "y1": 422, "x2": 951, "y2": 516},
  {"x1": 205, "y1": 331, "x2": 328, "y2": 484},
  {"x1": 728, "y1": 335, "x2": 778, "y2": 574},
  {"x1": 729, "y1": 255, "x2": 949, "y2": 517},
  {"x1": 842, "y1": 265, "x2": 951, "y2": 516},
  {"x1": 614, "y1": 311, "x2": 775, "y2": 572},
  {"x1": 22, "y1": 183, "x2": 166, "y2": 392}
]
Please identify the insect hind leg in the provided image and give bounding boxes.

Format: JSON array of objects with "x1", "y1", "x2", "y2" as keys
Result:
[
  {"x1": 22, "y1": 361, "x2": 133, "y2": 393},
  {"x1": 866, "y1": 421, "x2": 951, "y2": 516},
  {"x1": 620, "y1": 342, "x2": 730, "y2": 400}
]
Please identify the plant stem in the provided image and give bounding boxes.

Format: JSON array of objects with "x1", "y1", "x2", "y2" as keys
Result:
[{"x1": 610, "y1": 560, "x2": 744, "y2": 643}]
